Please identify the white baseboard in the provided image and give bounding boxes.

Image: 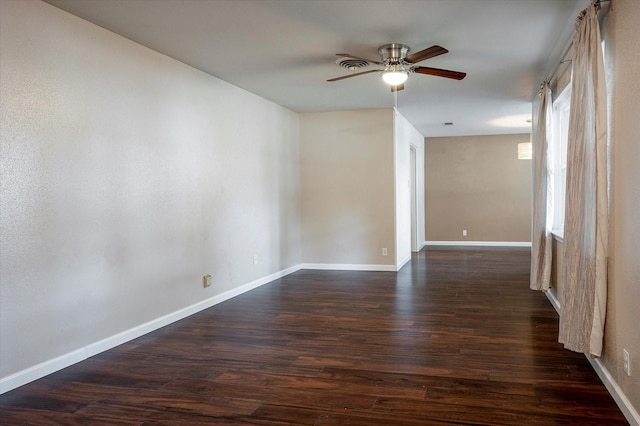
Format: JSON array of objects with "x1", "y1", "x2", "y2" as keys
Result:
[
  {"x1": 425, "y1": 240, "x2": 532, "y2": 247},
  {"x1": 0, "y1": 348, "x2": 88, "y2": 395},
  {"x1": 589, "y1": 357, "x2": 640, "y2": 426},
  {"x1": 300, "y1": 263, "x2": 397, "y2": 272},
  {"x1": 0, "y1": 264, "x2": 301, "y2": 395},
  {"x1": 544, "y1": 287, "x2": 639, "y2": 425},
  {"x1": 397, "y1": 254, "x2": 412, "y2": 270},
  {"x1": 545, "y1": 288, "x2": 561, "y2": 313}
]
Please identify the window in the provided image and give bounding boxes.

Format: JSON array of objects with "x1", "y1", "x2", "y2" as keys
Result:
[{"x1": 550, "y1": 85, "x2": 571, "y2": 238}]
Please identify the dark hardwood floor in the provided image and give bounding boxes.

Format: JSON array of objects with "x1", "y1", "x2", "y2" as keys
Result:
[{"x1": 0, "y1": 248, "x2": 628, "y2": 425}]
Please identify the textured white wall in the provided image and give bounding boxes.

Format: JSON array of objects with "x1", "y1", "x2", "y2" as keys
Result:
[
  {"x1": 413, "y1": 134, "x2": 426, "y2": 251},
  {"x1": 0, "y1": 0, "x2": 301, "y2": 378},
  {"x1": 394, "y1": 110, "x2": 424, "y2": 266}
]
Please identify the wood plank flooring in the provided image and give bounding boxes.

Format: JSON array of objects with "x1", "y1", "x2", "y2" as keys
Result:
[{"x1": 0, "y1": 248, "x2": 628, "y2": 425}]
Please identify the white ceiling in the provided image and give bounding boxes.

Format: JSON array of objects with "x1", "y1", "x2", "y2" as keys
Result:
[{"x1": 43, "y1": 0, "x2": 587, "y2": 137}]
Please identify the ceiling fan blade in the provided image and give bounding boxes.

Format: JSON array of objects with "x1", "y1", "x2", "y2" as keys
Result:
[
  {"x1": 391, "y1": 83, "x2": 405, "y2": 92},
  {"x1": 335, "y1": 53, "x2": 383, "y2": 65},
  {"x1": 413, "y1": 66, "x2": 467, "y2": 80},
  {"x1": 327, "y1": 69, "x2": 381, "y2": 82},
  {"x1": 404, "y1": 45, "x2": 448, "y2": 64}
]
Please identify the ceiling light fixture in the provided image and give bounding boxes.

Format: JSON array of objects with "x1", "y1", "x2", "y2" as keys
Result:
[
  {"x1": 381, "y1": 65, "x2": 408, "y2": 86},
  {"x1": 518, "y1": 142, "x2": 532, "y2": 160}
]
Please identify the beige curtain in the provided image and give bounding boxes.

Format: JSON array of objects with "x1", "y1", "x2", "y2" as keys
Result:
[
  {"x1": 558, "y1": 2, "x2": 608, "y2": 357},
  {"x1": 530, "y1": 82, "x2": 553, "y2": 292}
]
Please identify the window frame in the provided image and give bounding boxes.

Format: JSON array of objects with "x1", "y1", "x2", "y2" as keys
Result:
[{"x1": 550, "y1": 84, "x2": 571, "y2": 239}]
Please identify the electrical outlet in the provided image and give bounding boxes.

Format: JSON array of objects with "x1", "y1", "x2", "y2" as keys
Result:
[
  {"x1": 203, "y1": 274, "x2": 212, "y2": 288},
  {"x1": 463, "y1": 229, "x2": 468, "y2": 237},
  {"x1": 382, "y1": 248, "x2": 388, "y2": 256},
  {"x1": 253, "y1": 255, "x2": 258, "y2": 265},
  {"x1": 623, "y1": 349, "x2": 630, "y2": 376}
]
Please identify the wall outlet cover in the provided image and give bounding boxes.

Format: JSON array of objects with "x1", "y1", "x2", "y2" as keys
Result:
[
  {"x1": 623, "y1": 349, "x2": 630, "y2": 376},
  {"x1": 203, "y1": 274, "x2": 212, "y2": 288}
]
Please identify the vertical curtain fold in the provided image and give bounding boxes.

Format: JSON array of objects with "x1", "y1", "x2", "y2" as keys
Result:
[
  {"x1": 530, "y1": 82, "x2": 553, "y2": 292},
  {"x1": 558, "y1": 2, "x2": 608, "y2": 357}
]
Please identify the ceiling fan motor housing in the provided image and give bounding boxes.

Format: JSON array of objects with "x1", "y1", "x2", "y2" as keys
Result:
[{"x1": 378, "y1": 43, "x2": 411, "y2": 63}]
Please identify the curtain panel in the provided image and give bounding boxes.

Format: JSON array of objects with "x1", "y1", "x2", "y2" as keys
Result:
[
  {"x1": 558, "y1": 2, "x2": 608, "y2": 357},
  {"x1": 530, "y1": 82, "x2": 553, "y2": 292}
]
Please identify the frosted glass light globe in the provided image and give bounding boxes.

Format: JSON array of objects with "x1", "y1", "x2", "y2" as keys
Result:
[{"x1": 382, "y1": 70, "x2": 408, "y2": 86}]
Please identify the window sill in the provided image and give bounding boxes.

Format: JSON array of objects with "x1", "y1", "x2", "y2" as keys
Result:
[{"x1": 551, "y1": 230, "x2": 564, "y2": 242}]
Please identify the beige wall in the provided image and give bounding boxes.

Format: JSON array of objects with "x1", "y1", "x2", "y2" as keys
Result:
[
  {"x1": 299, "y1": 110, "x2": 396, "y2": 267},
  {"x1": 0, "y1": 0, "x2": 301, "y2": 379},
  {"x1": 601, "y1": 0, "x2": 640, "y2": 414},
  {"x1": 424, "y1": 134, "x2": 532, "y2": 242}
]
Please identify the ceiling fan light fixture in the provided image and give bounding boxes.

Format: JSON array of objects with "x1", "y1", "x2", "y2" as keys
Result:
[
  {"x1": 382, "y1": 67, "x2": 408, "y2": 86},
  {"x1": 329, "y1": 43, "x2": 465, "y2": 88}
]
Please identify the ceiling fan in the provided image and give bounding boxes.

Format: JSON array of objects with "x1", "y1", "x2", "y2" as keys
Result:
[{"x1": 328, "y1": 43, "x2": 466, "y2": 92}]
